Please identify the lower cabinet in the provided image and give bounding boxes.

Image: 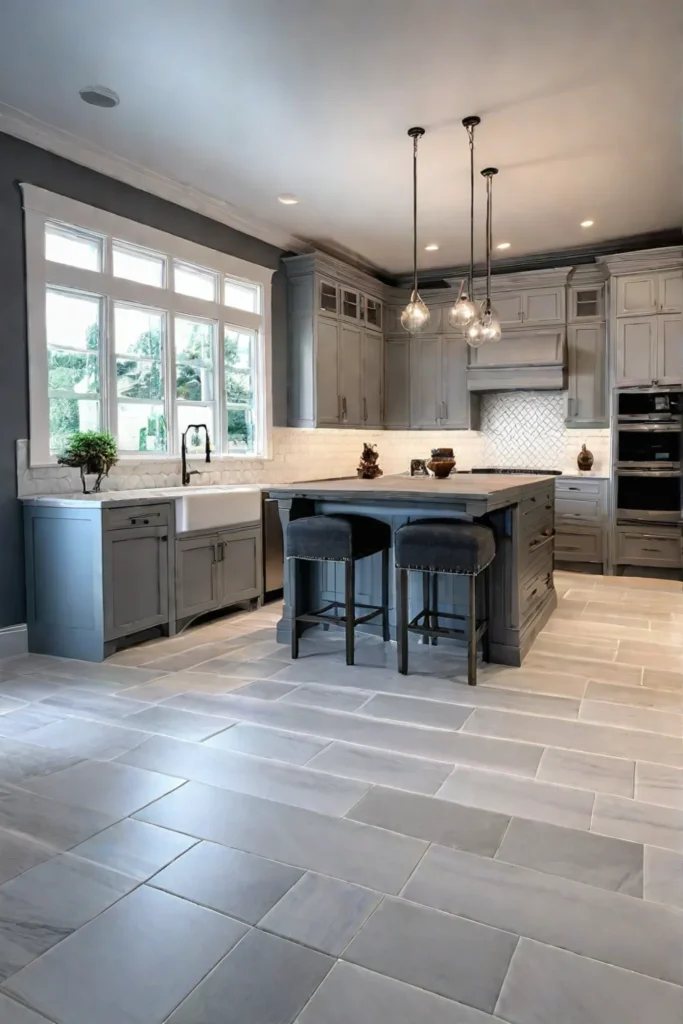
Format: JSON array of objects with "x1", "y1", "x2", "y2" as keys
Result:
[
  {"x1": 616, "y1": 526, "x2": 681, "y2": 568},
  {"x1": 103, "y1": 525, "x2": 170, "y2": 641},
  {"x1": 555, "y1": 524, "x2": 604, "y2": 564},
  {"x1": 176, "y1": 524, "x2": 262, "y2": 623}
]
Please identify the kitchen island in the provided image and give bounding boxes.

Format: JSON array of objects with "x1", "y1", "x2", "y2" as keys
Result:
[{"x1": 270, "y1": 474, "x2": 557, "y2": 667}]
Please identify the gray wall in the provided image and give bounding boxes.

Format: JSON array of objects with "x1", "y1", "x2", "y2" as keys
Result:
[{"x1": 0, "y1": 131, "x2": 289, "y2": 628}]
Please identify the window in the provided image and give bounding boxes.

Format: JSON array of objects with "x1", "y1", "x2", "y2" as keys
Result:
[{"x1": 23, "y1": 185, "x2": 274, "y2": 464}]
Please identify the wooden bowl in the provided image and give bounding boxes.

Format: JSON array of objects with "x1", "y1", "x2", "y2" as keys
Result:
[{"x1": 427, "y1": 457, "x2": 455, "y2": 479}]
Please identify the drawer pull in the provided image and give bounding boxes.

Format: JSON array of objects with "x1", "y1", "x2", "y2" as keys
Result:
[
  {"x1": 545, "y1": 504, "x2": 553, "y2": 510},
  {"x1": 642, "y1": 546, "x2": 662, "y2": 553}
]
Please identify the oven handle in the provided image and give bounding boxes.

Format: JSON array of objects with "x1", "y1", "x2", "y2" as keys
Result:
[
  {"x1": 616, "y1": 469, "x2": 680, "y2": 477},
  {"x1": 617, "y1": 423, "x2": 680, "y2": 432}
]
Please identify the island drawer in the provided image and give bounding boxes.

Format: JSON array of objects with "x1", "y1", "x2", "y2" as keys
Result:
[
  {"x1": 520, "y1": 486, "x2": 554, "y2": 518},
  {"x1": 103, "y1": 504, "x2": 171, "y2": 531},
  {"x1": 521, "y1": 566, "x2": 554, "y2": 621},
  {"x1": 616, "y1": 526, "x2": 681, "y2": 568},
  {"x1": 555, "y1": 524, "x2": 603, "y2": 563},
  {"x1": 520, "y1": 532, "x2": 555, "y2": 587}
]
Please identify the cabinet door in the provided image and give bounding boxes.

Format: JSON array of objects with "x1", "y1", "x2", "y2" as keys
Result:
[
  {"x1": 217, "y1": 528, "x2": 262, "y2": 607},
  {"x1": 441, "y1": 335, "x2": 471, "y2": 428},
  {"x1": 570, "y1": 286, "x2": 604, "y2": 322},
  {"x1": 383, "y1": 336, "x2": 410, "y2": 428},
  {"x1": 316, "y1": 317, "x2": 340, "y2": 425},
  {"x1": 615, "y1": 316, "x2": 657, "y2": 386},
  {"x1": 523, "y1": 287, "x2": 565, "y2": 326},
  {"x1": 566, "y1": 324, "x2": 607, "y2": 426},
  {"x1": 338, "y1": 323, "x2": 362, "y2": 426},
  {"x1": 490, "y1": 292, "x2": 524, "y2": 327},
  {"x1": 176, "y1": 534, "x2": 220, "y2": 621},
  {"x1": 616, "y1": 275, "x2": 658, "y2": 316},
  {"x1": 340, "y1": 288, "x2": 360, "y2": 321},
  {"x1": 364, "y1": 296, "x2": 383, "y2": 331},
  {"x1": 657, "y1": 314, "x2": 682, "y2": 384},
  {"x1": 362, "y1": 330, "x2": 383, "y2": 426},
  {"x1": 658, "y1": 271, "x2": 683, "y2": 314},
  {"x1": 103, "y1": 527, "x2": 169, "y2": 640},
  {"x1": 410, "y1": 335, "x2": 441, "y2": 428}
]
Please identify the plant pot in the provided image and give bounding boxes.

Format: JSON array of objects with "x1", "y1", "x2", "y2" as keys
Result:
[{"x1": 427, "y1": 457, "x2": 456, "y2": 479}]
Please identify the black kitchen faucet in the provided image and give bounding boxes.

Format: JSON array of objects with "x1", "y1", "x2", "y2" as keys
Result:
[{"x1": 181, "y1": 424, "x2": 211, "y2": 485}]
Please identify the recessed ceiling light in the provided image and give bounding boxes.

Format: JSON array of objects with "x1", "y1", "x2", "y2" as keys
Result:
[
  {"x1": 79, "y1": 85, "x2": 119, "y2": 108},
  {"x1": 580, "y1": 219, "x2": 594, "y2": 228},
  {"x1": 278, "y1": 194, "x2": 299, "y2": 205},
  {"x1": 425, "y1": 243, "x2": 439, "y2": 251},
  {"x1": 496, "y1": 242, "x2": 511, "y2": 250}
]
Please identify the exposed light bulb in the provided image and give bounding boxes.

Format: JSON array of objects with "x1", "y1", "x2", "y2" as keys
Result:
[
  {"x1": 465, "y1": 317, "x2": 487, "y2": 348},
  {"x1": 448, "y1": 294, "x2": 478, "y2": 329},
  {"x1": 480, "y1": 305, "x2": 502, "y2": 343},
  {"x1": 400, "y1": 292, "x2": 431, "y2": 334}
]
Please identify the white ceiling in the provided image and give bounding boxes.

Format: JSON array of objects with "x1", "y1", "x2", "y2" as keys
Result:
[{"x1": 0, "y1": 0, "x2": 681, "y2": 274}]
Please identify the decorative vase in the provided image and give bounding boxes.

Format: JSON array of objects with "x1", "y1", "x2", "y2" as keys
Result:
[
  {"x1": 577, "y1": 444, "x2": 594, "y2": 472},
  {"x1": 427, "y1": 448, "x2": 456, "y2": 479}
]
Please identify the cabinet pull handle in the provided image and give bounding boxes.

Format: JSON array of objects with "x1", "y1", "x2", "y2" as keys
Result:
[
  {"x1": 442, "y1": 401, "x2": 448, "y2": 420},
  {"x1": 212, "y1": 541, "x2": 219, "y2": 564},
  {"x1": 342, "y1": 396, "x2": 347, "y2": 421},
  {"x1": 545, "y1": 503, "x2": 553, "y2": 510},
  {"x1": 363, "y1": 397, "x2": 367, "y2": 422},
  {"x1": 642, "y1": 547, "x2": 662, "y2": 553}
]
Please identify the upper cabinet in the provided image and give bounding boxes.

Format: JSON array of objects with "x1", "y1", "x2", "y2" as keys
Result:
[
  {"x1": 615, "y1": 315, "x2": 682, "y2": 387},
  {"x1": 383, "y1": 336, "x2": 410, "y2": 429},
  {"x1": 616, "y1": 270, "x2": 683, "y2": 317},
  {"x1": 566, "y1": 324, "x2": 607, "y2": 426},
  {"x1": 409, "y1": 334, "x2": 478, "y2": 429},
  {"x1": 569, "y1": 284, "x2": 605, "y2": 322}
]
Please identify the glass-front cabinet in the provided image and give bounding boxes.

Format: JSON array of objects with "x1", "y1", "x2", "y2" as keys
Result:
[
  {"x1": 319, "y1": 279, "x2": 338, "y2": 315},
  {"x1": 341, "y1": 288, "x2": 360, "y2": 320},
  {"x1": 364, "y1": 296, "x2": 383, "y2": 331}
]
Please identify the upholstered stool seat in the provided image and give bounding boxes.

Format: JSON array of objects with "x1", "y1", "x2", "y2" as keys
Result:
[
  {"x1": 288, "y1": 514, "x2": 391, "y2": 666},
  {"x1": 394, "y1": 519, "x2": 496, "y2": 686}
]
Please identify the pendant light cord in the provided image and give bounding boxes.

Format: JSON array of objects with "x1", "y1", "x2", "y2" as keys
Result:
[
  {"x1": 485, "y1": 173, "x2": 491, "y2": 313},
  {"x1": 468, "y1": 125, "x2": 475, "y2": 300},
  {"x1": 412, "y1": 133, "x2": 418, "y2": 297}
]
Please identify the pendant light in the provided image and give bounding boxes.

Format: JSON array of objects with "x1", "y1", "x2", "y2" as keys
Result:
[
  {"x1": 466, "y1": 167, "x2": 502, "y2": 346},
  {"x1": 448, "y1": 115, "x2": 480, "y2": 330},
  {"x1": 400, "y1": 127, "x2": 430, "y2": 334}
]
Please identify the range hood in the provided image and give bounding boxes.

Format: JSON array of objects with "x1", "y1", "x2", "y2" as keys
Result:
[{"x1": 466, "y1": 330, "x2": 567, "y2": 392}]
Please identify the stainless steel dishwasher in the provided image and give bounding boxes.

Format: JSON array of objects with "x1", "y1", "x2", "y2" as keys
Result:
[{"x1": 262, "y1": 492, "x2": 284, "y2": 596}]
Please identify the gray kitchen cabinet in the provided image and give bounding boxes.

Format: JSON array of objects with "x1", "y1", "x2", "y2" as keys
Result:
[
  {"x1": 362, "y1": 329, "x2": 383, "y2": 426},
  {"x1": 442, "y1": 335, "x2": 473, "y2": 427},
  {"x1": 339, "y1": 322, "x2": 363, "y2": 426},
  {"x1": 615, "y1": 314, "x2": 681, "y2": 385},
  {"x1": 616, "y1": 271, "x2": 683, "y2": 316},
  {"x1": 176, "y1": 533, "x2": 220, "y2": 621},
  {"x1": 410, "y1": 334, "x2": 477, "y2": 429},
  {"x1": 218, "y1": 527, "x2": 263, "y2": 605},
  {"x1": 616, "y1": 526, "x2": 681, "y2": 569},
  {"x1": 566, "y1": 323, "x2": 607, "y2": 426},
  {"x1": 103, "y1": 525, "x2": 170, "y2": 641},
  {"x1": 569, "y1": 284, "x2": 605, "y2": 322},
  {"x1": 364, "y1": 295, "x2": 383, "y2": 331},
  {"x1": 315, "y1": 317, "x2": 342, "y2": 425},
  {"x1": 383, "y1": 335, "x2": 410, "y2": 428},
  {"x1": 485, "y1": 283, "x2": 566, "y2": 328}
]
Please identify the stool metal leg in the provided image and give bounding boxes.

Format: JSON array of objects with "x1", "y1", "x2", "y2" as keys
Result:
[
  {"x1": 421, "y1": 572, "x2": 431, "y2": 644},
  {"x1": 290, "y1": 558, "x2": 299, "y2": 660},
  {"x1": 345, "y1": 559, "x2": 355, "y2": 666},
  {"x1": 481, "y1": 566, "x2": 491, "y2": 665},
  {"x1": 431, "y1": 572, "x2": 439, "y2": 646},
  {"x1": 396, "y1": 566, "x2": 409, "y2": 674},
  {"x1": 381, "y1": 548, "x2": 390, "y2": 642},
  {"x1": 468, "y1": 573, "x2": 477, "y2": 686}
]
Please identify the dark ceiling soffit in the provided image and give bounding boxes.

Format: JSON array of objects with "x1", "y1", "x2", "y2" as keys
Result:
[{"x1": 390, "y1": 227, "x2": 683, "y2": 289}]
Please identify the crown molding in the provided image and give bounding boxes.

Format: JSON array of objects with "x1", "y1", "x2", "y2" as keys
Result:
[
  {"x1": 0, "y1": 103, "x2": 308, "y2": 255},
  {"x1": 597, "y1": 245, "x2": 683, "y2": 275}
]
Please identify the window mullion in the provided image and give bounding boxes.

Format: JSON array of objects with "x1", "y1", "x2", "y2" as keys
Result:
[
  {"x1": 217, "y1": 320, "x2": 226, "y2": 455},
  {"x1": 166, "y1": 312, "x2": 176, "y2": 456},
  {"x1": 104, "y1": 294, "x2": 117, "y2": 438}
]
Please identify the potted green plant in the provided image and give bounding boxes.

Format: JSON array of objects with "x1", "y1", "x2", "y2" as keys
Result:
[{"x1": 58, "y1": 431, "x2": 118, "y2": 494}]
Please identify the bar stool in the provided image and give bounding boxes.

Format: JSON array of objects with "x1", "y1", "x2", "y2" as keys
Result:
[
  {"x1": 287, "y1": 514, "x2": 391, "y2": 666},
  {"x1": 394, "y1": 519, "x2": 496, "y2": 686}
]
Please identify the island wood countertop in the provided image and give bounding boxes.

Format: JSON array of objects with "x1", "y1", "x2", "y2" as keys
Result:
[{"x1": 269, "y1": 473, "x2": 556, "y2": 515}]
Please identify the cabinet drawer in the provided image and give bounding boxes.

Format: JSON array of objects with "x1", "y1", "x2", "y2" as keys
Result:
[
  {"x1": 104, "y1": 503, "x2": 170, "y2": 531},
  {"x1": 521, "y1": 566, "x2": 554, "y2": 621},
  {"x1": 556, "y1": 478, "x2": 602, "y2": 497},
  {"x1": 520, "y1": 487, "x2": 554, "y2": 517},
  {"x1": 616, "y1": 527, "x2": 681, "y2": 568},
  {"x1": 555, "y1": 525, "x2": 603, "y2": 562},
  {"x1": 555, "y1": 497, "x2": 601, "y2": 521}
]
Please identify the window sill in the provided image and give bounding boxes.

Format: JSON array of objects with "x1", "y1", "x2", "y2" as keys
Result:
[{"x1": 29, "y1": 452, "x2": 271, "y2": 469}]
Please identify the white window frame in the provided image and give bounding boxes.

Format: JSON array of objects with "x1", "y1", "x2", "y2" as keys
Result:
[{"x1": 21, "y1": 184, "x2": 275, "y2": 466}]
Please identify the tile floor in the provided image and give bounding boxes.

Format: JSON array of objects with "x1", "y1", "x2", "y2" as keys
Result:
[{"x1": 0, "y1": 570, "x2": 680, "y2": 1023}]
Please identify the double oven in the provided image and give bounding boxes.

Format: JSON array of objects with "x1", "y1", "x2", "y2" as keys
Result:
[{"x1": 616, "y1": 387, "x2": 682, "y2": 523}]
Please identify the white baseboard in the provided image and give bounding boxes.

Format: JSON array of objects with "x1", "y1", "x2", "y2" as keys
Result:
[{"x1": 0, "y1": 624, "x2": 28, "y2": 659}]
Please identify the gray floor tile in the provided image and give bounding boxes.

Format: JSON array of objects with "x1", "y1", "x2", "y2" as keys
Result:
[
  {"x1": 463, "y1": 707, "x2": 683, "y2": 767},
  {"x1": 4, "y1": 885, "x2": 247, "y2": 1024},
  {"x1": 21, "y1": 759, "x2": 184, "y2": 818},
  {"x1": 359, "y1": 693, "x2": 474, "y2": 730},
  {"x1": 635, "y1": 761, "x2": 683, "y2": 809},
  {"x1": 437, "y1": 766, "x2": 595, "y2": 830},
  {"x1": 308, "y1": 741, "x2": 452, "y2": 795},
  {"x1": 479, "y1": 666, "x2": 587, "y2": 698},
  {"x1": 643, "y1": 846, "x2": 683, "y2": 909},
  {"x1": 260, "y1": 872, "x2": 382, "y2": 954},
  {"x1": 524, "y1": 651, "x2": 643, "y2": 686},
  {"x1": 280, "y1": 683, "x2": 373, "y2": 712},
  {"x1": 166, "y1": 926, "x2": 333, "y2": 1024},
  {"x1": 20, "y1": 718, "x2": 149, "y2": 760},
  {"x1": 0, "y1": 828, "x2": 54, "y2": 885},
  {"x1": 205, "y1": 724, "x2": 330, "y2": 765},
  {"x1": 33, "y1": 661, "x2": 168, "y2": 687},
  {"x1": 136, "y1": 781, "x2": 427, "y2": 894},
  {"x1": 592, "y1": 793, "x2": 683, "y2": 851},
  {"x1": 138, "y1": 641, "x2": 248, "y2": 672},
  {"x1": 349, "y1": 785, "x2": 509, "y2": 856},
  {"x1": 0, "y1": 678, "x2": 67, "y2": 703},
  {"x1": 69, "y1": 818, "x2": 198, "y2": 880},
  {"x1": 0, "y1": 853, "x2": 137, "y2": 981},
  {"x1": 0, "y1": 738, "x2": 84, "y2": 786},
  {"x1": 295, "y1": 961, "x2": 499, "y2": 1024},
  {"x1": 495, "y1": 937, "x2": 683, "y2": 1024},
  {"x1": 190, "y1": 656, "x2": 289, "y2": 679},
  {"x1": 233, "y1": 680, "x2": 299, "y2": 700},
  {"x1": 173, "y1": 693, "x2": 543, "y2": 776},
  {"x1": 0, "y1": 992, "x2": 54, "y2": 1024},
  {"x1": 118, "y1": 734, "x2": 369, "y2": 816},
  {"x1": 580, "y1": 699, "x2": 683, "y2": 737},
  {"x1": 401, "y1": 843, "x2": 683, "y2": 985},
  {"x1": 584, "y1": 679, "x2": 683, "y2": 712},
  {"x1": 123, "y1": 704, "x2": 233, "y2": 741},
  {"x1": 644, "y1": 667, "x2": 683, "y2": 692},
  {"x1": 342, "y1": 897, "x2": 517, "y2": 1014},
  {"x1": 0, "y1": 707, "x2": 69, "y2": 739},
  {"x1": 159, "y1": 691, "x2": 242, "y2": 720},
  {"x1": 150, "y1": 841, "x2": 302, "y2": 923},
  {"x1": 38, "y1": 687, "x2": 150, "y2": 723},
  {"x1": 495, "y1": 817, "x2": 643, "y2": 895},
  {"x1": 535, "y1": 747, "x2": 634, "y2": 797},
  {"x1": 0, "y1": 785, "x2": 115, "y2": 851}
]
